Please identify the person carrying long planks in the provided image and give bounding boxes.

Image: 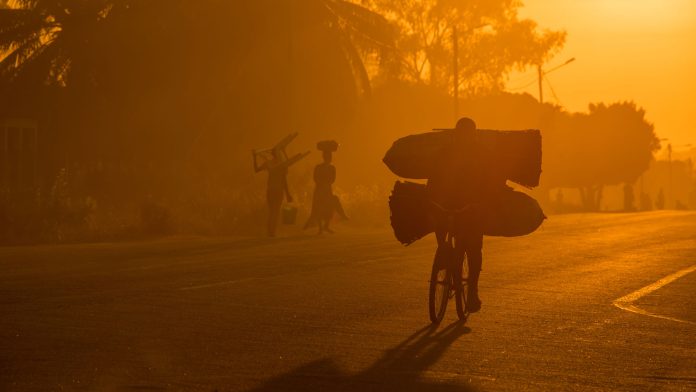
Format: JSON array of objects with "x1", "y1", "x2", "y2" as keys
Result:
[{"x1": 253, "y1": 132, "x2": 309, "y2": 237}]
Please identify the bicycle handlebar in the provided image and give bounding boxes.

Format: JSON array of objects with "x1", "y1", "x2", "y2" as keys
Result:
[{"x1": 429, "y1": 200, "x2": 479, "y2": 215}]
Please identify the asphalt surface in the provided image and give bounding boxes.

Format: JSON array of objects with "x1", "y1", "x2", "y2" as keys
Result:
[{"x1": 1, "y1": 211, "x2": 695, "y2": 391}]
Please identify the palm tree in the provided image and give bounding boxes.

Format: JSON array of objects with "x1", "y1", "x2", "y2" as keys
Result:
[
  {"x1": 0, "y1": 0, "x2": 130, "y2": 88},
  {"x1": 317, "y1": 0, "x2": 393, "y2": 95},
  {"x1": 0, "y1": 1, "x2": 394, "y2": 170},
  {"x1": 0, "y1": 1, "x2": 392, "y2": 92}
]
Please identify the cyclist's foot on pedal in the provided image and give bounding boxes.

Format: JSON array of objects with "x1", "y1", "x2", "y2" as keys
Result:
[{"x1": 467, "y1": 292, "x2": 482, "y2": 313}]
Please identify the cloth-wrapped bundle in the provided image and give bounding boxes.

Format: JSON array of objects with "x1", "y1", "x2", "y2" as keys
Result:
[
  {"x1": 388, "y1": 181, "x2": 546, "y2": 245},
  {"x1": 388, "y1": 181, "x2": 434, "y2": 245},
  {"x1": 383, "y1": 129, "x2": 542, "y2": 188},
  {"x1": 481, "y1": 190, "x2": 546, "y2": 237}
]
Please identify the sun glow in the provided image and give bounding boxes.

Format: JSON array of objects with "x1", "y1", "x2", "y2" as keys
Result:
[
  {"x1": 515, "y1": 0, "x2": 696, "y2": 147},
  {"x1": 594, "y1": 0, "x2": 695, "y2": 29}
]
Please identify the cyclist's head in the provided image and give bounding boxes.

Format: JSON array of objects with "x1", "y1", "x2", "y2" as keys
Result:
[
  {"x1": 453, "y1": 118, "x2": 476, "y2": 146},
  {"x1": 455, "y1": 117, "x2": 476, "y2": 133}
]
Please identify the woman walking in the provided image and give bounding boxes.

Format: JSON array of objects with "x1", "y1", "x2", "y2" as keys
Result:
[{"x1": 304, "y1": 140, "x2": 347, "y2": 234}]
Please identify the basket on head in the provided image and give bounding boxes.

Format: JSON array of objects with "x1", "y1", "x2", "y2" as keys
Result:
[{"x1": 317, "y1": 140, "x2": 339, "y2": 152}]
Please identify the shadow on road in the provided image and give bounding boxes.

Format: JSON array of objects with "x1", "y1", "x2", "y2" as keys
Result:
[{"x1": 247, "y1": 321, "x2": 477, "y2": 391}]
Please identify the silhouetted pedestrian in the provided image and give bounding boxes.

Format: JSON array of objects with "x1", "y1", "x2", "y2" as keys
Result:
[
  {"x1": 304, "y1": 140, "x2": 347, "y2": 234},
  {"x1": 254, "y1": 150, "x2": 292, "y2": 237},
  {"x1": 254, "y1": 134, "x2": 309, "y2": 237}
]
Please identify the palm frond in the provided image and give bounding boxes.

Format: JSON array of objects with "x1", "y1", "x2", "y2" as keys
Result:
[
  {"x1": 325, "y1": 0, "x2": 394, "y2": 47},
  {"x1": 11, "y1": 34, "x2": 65, "y2": 85},
  {"x1": 0, "y1": 33, "x2": 42, "y2": 78},
  {"x1": 0, "y1": 8, "x2": 49, "y2": 50},
  {"x1": 337, "y1": 29, "x2": 372, "y2": 96}
]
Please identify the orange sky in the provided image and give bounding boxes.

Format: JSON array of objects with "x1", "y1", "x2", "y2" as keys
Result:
[{"x1": 509, "y1": 0, "x2": 696, "y2": 151}]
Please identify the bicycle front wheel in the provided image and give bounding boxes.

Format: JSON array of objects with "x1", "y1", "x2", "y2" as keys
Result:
[
  {"x1": 455, "y1": 253, "x2": 469, "y2": 321},
  {"x1": 429, "y1": 255, "x2": 451, "y2": 324}
]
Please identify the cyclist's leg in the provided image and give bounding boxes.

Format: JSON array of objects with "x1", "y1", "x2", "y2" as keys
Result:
[
  {"x1": 453, "y1": 233, "x2": 467, "y2": 286},
  {"x1": 434, "y1": 230, "x2": 449, "y2": 265},
  {"x1": 460, "y1": 231, "x2": 483, "y2": 311}
]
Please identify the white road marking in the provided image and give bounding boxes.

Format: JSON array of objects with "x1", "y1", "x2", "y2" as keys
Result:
[{"x1": 613, "y1": 264, "x2": 696, "y2": 325}]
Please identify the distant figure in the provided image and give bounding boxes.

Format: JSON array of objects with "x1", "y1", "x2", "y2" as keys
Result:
[
  {"x1": 426, "y1": 117, "x2": 508, "y2": 313},
  {"x1": 656, "y1": 188, "x2": 665, "y2": 210},
  {"x1": 623, "y1": 183, "x2": 635, "y2": 211},
  {"x1": 254, "y1": 150, "x2": 293, "y2": 237},
  {"x1": 253, "y1": 133, "x2": 309, "y2": 237},
  {"x1": 304, "y1": 140, "x2": 347, "y2": 234}
]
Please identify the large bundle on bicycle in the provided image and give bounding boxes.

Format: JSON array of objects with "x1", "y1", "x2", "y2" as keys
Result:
[
  {"x1": 384, "y1": 128, "x2": 545, "y2": 245},
  {"x1": 383, "y1": 128, "x2": 542, "y2": 187},
  {"x1": 388, "y1": 181, "x2": 434, "y2": 245},
  {"x1": 389, "y1": 182, "x2": 545, "y2": 245}
]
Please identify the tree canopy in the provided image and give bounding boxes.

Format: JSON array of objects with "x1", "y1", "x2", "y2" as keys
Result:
[
  {"x1": 0, "y1": 0, "x2": 394, "y2": 169},
  {"x1": 544, "y1": 101, "x2": 660, "y2": 189},
  {"x1": 0, "y1": 1, "x2": 660, "y2": 204},
  {"x1": 361, "y1": 0, "x2": 566, "y2": 94}
]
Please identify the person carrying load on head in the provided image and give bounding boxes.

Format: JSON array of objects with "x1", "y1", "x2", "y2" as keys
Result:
[{"x1": 304, "y1": 140, "x2": 348, "y2": 234}]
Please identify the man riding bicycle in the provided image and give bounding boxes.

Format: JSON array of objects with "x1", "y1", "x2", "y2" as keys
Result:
[
  {"x1": 426, "y1": 117, "x2": 508, "y2": 313},
  {"x1": 384, "y1": 116, "x2": 544, "y2": 322}
]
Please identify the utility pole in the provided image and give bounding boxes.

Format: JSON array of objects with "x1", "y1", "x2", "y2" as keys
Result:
[
  {"x1": 535, "y1": 57, "x2": 573, "y2": 207},
  {"x1": 668, "y1": 143, "x2": 673, "y2": 208},
  {"x1": 537, "y1": 58, "x2": 575, "y2": 105},
  {"x1": 288, "y1": 0, "x2": 295, "y2": 135},
  {"x1": 537, "y1": 64, "x2": 544, "y2": 105},
  {"x1": 452, "y1": 26, "x2": 459, "y2": 122}
]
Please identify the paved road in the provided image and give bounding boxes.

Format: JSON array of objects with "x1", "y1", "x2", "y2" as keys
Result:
[{"x1": 1, "y1": 212, "x2": 695, "y2": 391}]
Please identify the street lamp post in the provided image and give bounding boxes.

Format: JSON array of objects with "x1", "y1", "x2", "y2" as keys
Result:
[
  {"x1": 659, "y1": 140, "x2": 692, "y2": 209},
  {"x1": 453, "y1": 26, "x2": 459, "y2": 121},
  {"x1": 537, "y1": 57, "x2": 576, "y2": 104},
  {"x1": 537, "y1": 65, "x2": 543, "y2": 105},
  {"x1": 668, "y1": 143, "x2": 673, "y2": 208}
]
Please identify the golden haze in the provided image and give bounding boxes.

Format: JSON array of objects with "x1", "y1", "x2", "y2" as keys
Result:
[{"x1": 512, "y1": 0, "x2": 696, "y2": 149}]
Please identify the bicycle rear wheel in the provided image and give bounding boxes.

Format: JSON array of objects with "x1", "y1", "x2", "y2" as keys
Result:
[
  {"x1": 429, "y1": 254, "x2": 451, "y2": 324},
  {"x1": 455, "y1": 253, "x2": 469, "y2": 321}
]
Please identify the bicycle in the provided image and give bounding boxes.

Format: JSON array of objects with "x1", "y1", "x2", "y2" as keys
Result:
[{"x1": 428, "y1": 202, "x2": 473, "y2": 324}]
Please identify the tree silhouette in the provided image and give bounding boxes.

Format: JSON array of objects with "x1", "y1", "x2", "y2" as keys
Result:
[
  {"x1": 543, "y1": 101, "x2": 661, "y2": 211},
  {"x1": 0, "y1": 0, "x2": 128, "y2": 88},
  {"x1": 0, "y1": 1, "x2": 392, "y2": 93},
  {"x1": 362, "y1": 0, "x2": 566, "y2": 94},
  {"x1": 0, "y1": 0, "x2": 395, "y2": 190},
  {"x1": 316, "y1": 0, "x2": 394, "y2": 95}
]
